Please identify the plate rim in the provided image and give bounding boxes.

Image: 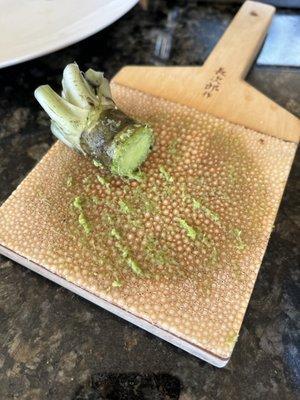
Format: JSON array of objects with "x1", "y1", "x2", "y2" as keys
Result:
[{"x1": 0, "y1": 0, "x2": 139, "y2": 69}]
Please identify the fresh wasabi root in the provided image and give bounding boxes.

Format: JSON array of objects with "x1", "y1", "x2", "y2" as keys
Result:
[{"x1": 34, "y1": 63, "x2": 154, "y2": 178}]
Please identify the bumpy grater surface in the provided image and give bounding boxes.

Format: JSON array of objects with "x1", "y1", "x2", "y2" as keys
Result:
[{"x1": 0, "y1": 84, "x2": 296, "y2": 359}]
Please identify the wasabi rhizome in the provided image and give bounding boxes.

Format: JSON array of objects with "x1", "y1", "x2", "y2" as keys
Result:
[{"x1": 34, "y1": 63, "x2": 154, "y2": 178}]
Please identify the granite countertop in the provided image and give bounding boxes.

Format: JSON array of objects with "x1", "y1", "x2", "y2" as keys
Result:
[{"x1": 0, "y1": 1, "x2": 299, "y2": 399}]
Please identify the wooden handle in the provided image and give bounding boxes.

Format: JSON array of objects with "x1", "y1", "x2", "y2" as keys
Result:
[
  {"x1": 204, "y1": 1, "x2": 275, "y2": 79},
  {"x1": 113, "y1": 1, "x2": 300, "y2": 143}
]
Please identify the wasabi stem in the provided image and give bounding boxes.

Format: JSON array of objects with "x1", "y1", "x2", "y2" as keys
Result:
[{"x1": 34, "y1": 62, "x2": 154, "y2": 179}]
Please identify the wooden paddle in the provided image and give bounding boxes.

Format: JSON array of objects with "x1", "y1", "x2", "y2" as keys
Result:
[{"x1": 113, "y1": 0, "x2": 299, "y2": 143}]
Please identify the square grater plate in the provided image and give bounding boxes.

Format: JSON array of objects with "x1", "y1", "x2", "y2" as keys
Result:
[{"x1": 0, "y1": 84, "x2": 297, "y2": 366}]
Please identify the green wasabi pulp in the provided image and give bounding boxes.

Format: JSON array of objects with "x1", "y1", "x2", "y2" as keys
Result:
[
  {"x1": 66, "y1": 176, "x2": 74, "y2": 187},
  {"x1": 112, "y1": 279, "x2": 122, "y2": 288},
  {"x1": 73, "y1": 196, "x2": 83, "y2": 211},
  {"x1": 110, "y1": 227, "x2": 143, "y2": 276},
  {"x1": 78, "y1": 213, "x2": 92, "y2": 234},
  {"x1": 159, "y1": 165, "x2": 173, "y2": 183},
  {"x1": 177, "y1": 218, "x2": 197, "y2": 240},
  {"x1": 119, "y1": 200, "x2": 131, "y2": 214},
  {"x1": 96, "y1": 175, "x2": 109, "y2": 188},
  {"x1": 231, "y1": 228, "x2": 246, "y2": 251}
]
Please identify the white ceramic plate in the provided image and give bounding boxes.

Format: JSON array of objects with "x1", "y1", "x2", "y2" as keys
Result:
[{"x1": 0, "y1": 0, "x2": 138, "y2": 68}]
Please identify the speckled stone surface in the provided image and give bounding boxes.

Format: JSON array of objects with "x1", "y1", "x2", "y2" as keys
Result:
[{"x1": 0, "y1": 1, "x2": 299, "y2": 399}]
